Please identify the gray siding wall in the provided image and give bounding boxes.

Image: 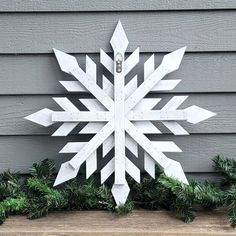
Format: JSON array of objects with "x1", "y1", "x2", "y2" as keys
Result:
[{"x1": 0, "y1": 1, "x2": 236, "y2": 181}]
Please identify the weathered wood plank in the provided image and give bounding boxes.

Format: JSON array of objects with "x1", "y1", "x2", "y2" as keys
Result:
[
  {"x1": 0, "y1": 210, "x2": 234, "y2": 236},
  {"x1": 0, "y1": 53, "x2": 235, "y2": 94},
  {"x1": 0, "y1": 94, "x2": 234, "y2": 135},
  {"x1": 1, "y1": 0, "x2": 236, "y2": 12},
  {"x1": 1, "y1": 12, "x2": 236, "y2": 53},
  {"x1": 0, "y1": 134, "x2": 234, "y2": 173}
]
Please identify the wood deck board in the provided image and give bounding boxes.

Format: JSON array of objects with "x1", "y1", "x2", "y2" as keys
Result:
[{"x1": 0, "y1": 210, "x2": 234, "y2": 235}]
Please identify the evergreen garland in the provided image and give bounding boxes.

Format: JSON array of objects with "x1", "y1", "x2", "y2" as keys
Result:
[{"x1": 0, "y1": 155, "x2": 236, "y2": 227}]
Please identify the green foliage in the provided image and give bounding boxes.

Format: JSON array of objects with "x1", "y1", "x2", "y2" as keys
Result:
[
  {"x1": 0, "y1": 170, "x2": 26, "y2": 224},
  {"x1": 0, "y1": 155, "x2": 236, "y2": 227},
  {"x1": 29, "y1": 159, "x2": 55, "y2": 183},
  {"x1": 26, "y1": 177, "x2": 68, "y2": 219},
  {"x1": 213, "y1": 155, "x2": 236, "y2": 186},
  {"x1": 115, "y1": 200, "x2": 134, "y2": 215},
  {"x1": 213, "y1": 155, "x2": 236, "y2": 227},
  {"x1": 225, "y1": 185, "x2": 236, "y2": 228}
]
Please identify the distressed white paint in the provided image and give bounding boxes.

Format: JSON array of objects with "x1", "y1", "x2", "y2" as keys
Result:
[
  {"x1": 25, "y1": 21, "x2": 216, "y2": 205},
  {"x1": 125, "y1": 47, "x2": 186, "y2": 113},
  {"x1": 111, "y1": 21, "x2": 127, "y2": 185},
  {"x1": 69, "y1": 120, "x2": 115, "y2": 169},
  {"x1": 54, "y1": 49, "x2": 114, "y2": 112},
  {"x1": 111, "y1": 180, "x2": 130, "y2": 206},
  {"x1": 100, "y1": 49, "x2": 114, "y2": 75},
  {"x1": 59, "y1": 81, "x2": 86, "y2": 92},
  {"x1": 101, "y1": 158, "x2": 114, "y2": 184},
  {"x1": 52, "y1": 111, "x2": 112, "y2": 122},
  {"x1": 25, "y1": 108, "x2": 54, "y2": 127}
]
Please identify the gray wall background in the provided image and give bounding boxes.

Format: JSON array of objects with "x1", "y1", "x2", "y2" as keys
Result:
[{"x1": 0, "y1": 0, "x2": 236, "y2": 182}]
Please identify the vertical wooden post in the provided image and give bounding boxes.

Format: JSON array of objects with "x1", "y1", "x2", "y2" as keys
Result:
[
  {"x1": 114, "y1": 51, "x2": 126, "y2": 184},
  {"x1": 111, "y1": 21, "x2": 129, "y2": 185}
]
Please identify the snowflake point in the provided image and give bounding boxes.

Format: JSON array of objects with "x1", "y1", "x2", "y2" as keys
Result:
[
  {"x1": 53, "y1": 48, "x2": 79, "y2": 74},
  {"x1": 110, "y1": 20, "x2": 129, "y2": 52},
  {"x1": 164, "y1": 159, "x2": 189, "y2": 185},
  {"x1": 24, "y1": 108, "x2": 54, "y2": 127},
  {"x1": 162, "y1": 46, "x2": 187, "y2": 73},
  {"x1": 185, "y1": 105, "x2": 216, "y2": 124},
  {"x1": 112, "y1": 181, "x2": 130, "y2": 206},
  {"x1": 54, "y1": 162, "x2": 78, "y2": 186}
]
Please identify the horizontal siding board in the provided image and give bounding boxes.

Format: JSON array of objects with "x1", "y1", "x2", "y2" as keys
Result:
[
  {"x1": 0, "y1": 134, "x2": 234, "y2": 173},
  {"x1": 1, "y1": 53, "x2": 236, "y2": 95},
  {"x1": 186, "y1": 173, "x2": 221, "y2": 183},
  {"x1": 0, "y1": 12, "x2": 236, "y2": 53},
  {"x1": 1, "y1": 0, "x2": 236, "y2": 12},
  {"x1": 0, "y1": 94, "x2": 233, "y2": 135}
]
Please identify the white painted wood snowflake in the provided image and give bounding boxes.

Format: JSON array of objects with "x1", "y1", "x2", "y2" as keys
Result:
[{"x1": 25, "y1": 21, "x2": 216, "y2": 205}]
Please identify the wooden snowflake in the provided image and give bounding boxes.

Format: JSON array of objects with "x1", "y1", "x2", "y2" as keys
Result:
[{"x1": 25, "y1": 21, "x2": 216, "y2": 205}]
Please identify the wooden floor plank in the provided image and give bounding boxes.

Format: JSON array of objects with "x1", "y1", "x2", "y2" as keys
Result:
[{"x1": 0, "y1": 210, "x2": 234, "y2": 235}]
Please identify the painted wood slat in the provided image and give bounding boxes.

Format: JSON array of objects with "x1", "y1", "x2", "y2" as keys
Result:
[
  {"x1": 161, "y1": 96, "x2": 189, "y2": 135},
  {"x1": 124, "y1": 48, "x2": 139, "y2": 76},
  {"x1": 54, "y1": 49, "x2": 114, "y2": 112},
  {"x1": 2, "y1": 94, "x2": 232, "y2": 135},
  {"x1": 127, "y1": 110, "x2": 187, "y2": 121},
  {"x1": 1, "y1": 12, "x2": 236, "y2": 53},
  {"x1": 59, "y1": 142, "x2": 97, "y2": 179},
  {"x1": 51, "y1": 97, "x2": 79, "y2": 136},
  {"x1": 125, "y1": 119, "x2": 188, "y2": 184},
  {"x1": 50, "y1": 109, "x2": 193, "y2": 122},
  {"x1": 143, "y1": 53, "x2": 157, "y2": 175},
  {"x1": 101, "y1": 158, "x2": 114, "y2": 184},
  {"x1": 100, "y1": 49, "x2": 113, "y2": 75},
  {"x1": 86, "y1": 152, "x2": 97, "y2": 179},
  {"x1": 102, "y1": 75, "x2": 138, "y2": 100},
  {"x1": 52, "y1": 111, "x2": 112, "y2": 122},
  {"x1": 125, "y1": 47, "x2": 186, "y2": 113},
  {"x1": 1, "y1": 0, "x2": 236, "y2": 12},
  {"x1": 125, "y1": 157, "x2": 140, "y2": 183},
  {"x1": 54, "y1": 120, "x2": 114, "y2": 185},
  {"x1": 69, "y1": 120, "x2": 114, "y2": 169},
  {"x1": 102, "y1": 134, "x2": 138, "y2": 157},
  {"x1": 111, "y1": 21, "x2": 128, "y2": 185}
]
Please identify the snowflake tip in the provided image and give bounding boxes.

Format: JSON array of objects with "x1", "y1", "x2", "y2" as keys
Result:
[
  {"x1": 54, "y1": 162, "x2": 79, "y2": 186},
  {"x1": 110, "y1": 20, "x2": 129, "y2": 52},
  {"x1": 24, "y1": 108, "x2": 54, "y2": 127},
  {"x1": 185, "y1": 105, "x2": 216, "y2": 124},
  {"x1": 164, "y1": 159, "x2": 189, "y2": 185},
  {"x1": 162, "y1": 46, "x2": 187, "y2": 73},
  {"x1": 111, "y1": 181, "x2": 130, "y2": 206},
  {"x1": 53, "y1": 48, "x2": 79, "y2": 74}
]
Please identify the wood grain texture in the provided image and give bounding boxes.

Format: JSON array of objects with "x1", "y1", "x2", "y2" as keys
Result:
[
  {"x1": 0, "y1": 94, "x2": 233, "y2": 135},
  {"x1": 1, "y1": 11, "x2": 236, "y2": 53},
  {"x1": 0, "y1": 134, "x2": 234, "y2": 173},
  {"x1": 1, "y1": 0, "x2": 236, "y2": 12},
  {"x1": 0, "y1": 210, "x2": 234, "y2": 235},
  {"x1": 1, "y1": 53, "x2": 236, "y2": 94}
]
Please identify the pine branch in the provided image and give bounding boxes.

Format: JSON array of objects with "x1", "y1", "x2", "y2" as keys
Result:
[
  {"x1": 115, "y1": 200, "x2": 134, "y2": 215},
  {"x1": 29, "y1": 159, "x2": 55, "y2": 183},
  {"x1": 26, "y1": 178, "x2": 68, "y2": 219},
  {"x1": 213, "y1": 155, "x2": 236, "y2": 185},
  {"x1": 159, "y1": 174, "x2": 195, "y2": 223},
  {"x1": 224, "y1": 185, "x2": 236, "y2": 228},
  {"x1": 96, "y1": 184, "x2": 115, "y2": 211},
  {"x1": 0, "y1": 194, "x2": 27, "y2": 224},
  {"x1": 194, "y1": 182, "x2": 224, "y2": 209}
]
